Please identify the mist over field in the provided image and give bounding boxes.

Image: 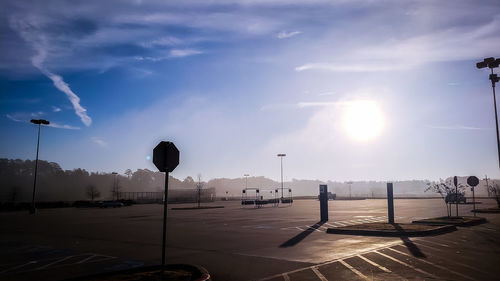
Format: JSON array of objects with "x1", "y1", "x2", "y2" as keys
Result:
[{"x1": 1, "y1": 158, "x2": 495, "y2": 203}]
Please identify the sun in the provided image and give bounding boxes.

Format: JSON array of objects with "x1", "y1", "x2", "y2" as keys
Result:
[{"x1": 342, "y1": 100, "x2": 384, "y2": 142}]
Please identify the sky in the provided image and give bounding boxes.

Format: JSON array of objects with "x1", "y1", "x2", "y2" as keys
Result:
[{"x1": 1, "y1": 0, "x2": 500, "y2": 182}]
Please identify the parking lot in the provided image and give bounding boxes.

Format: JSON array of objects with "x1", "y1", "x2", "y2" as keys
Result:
[{"x1": 1, "y1": 198, "x2": 499, "y2": 280}]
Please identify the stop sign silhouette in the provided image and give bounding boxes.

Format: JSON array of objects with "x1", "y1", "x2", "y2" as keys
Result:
[{"x1": 153, "y1": 141, "x2": 179, "y2": 173}]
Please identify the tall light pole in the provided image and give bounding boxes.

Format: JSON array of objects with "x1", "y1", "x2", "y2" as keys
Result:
[
  {"x1": 112, "y1": 172, "x2": 118, "y2": 200},
  {"x1": 244, "y1": 174, "x2": 249, "y2": 189},
  {"x1": 30, "y1": 119, "x2": 50, "y2": 214},
  {"x1": 346, "y1": 181, "x2": 353, "y2": 199},
  {"x1": 277, "y1": 154, "x2": 286, "y2": 199},
  {"x1": 484, "y1": 175, "x2": 490, "y2": 197},
  {"x1": 476, "y1": 57, "x2": 500, "y2": 172}
]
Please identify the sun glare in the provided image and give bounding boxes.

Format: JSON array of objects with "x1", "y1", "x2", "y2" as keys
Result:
[{"x1": 342, "y1": 100, "x2": 384, "y2": 142}]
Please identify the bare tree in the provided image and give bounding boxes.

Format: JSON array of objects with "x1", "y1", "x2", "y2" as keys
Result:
[
  {"x1": 111, "y1": 177, "x2": 122, "y2": 201},
  {"x1": 487, "y1": 182, "x2": 500, "y2": 208},
  {"x1": 196, "y1": 174, "x2": 203, "y2": 208},
  {"x1": 124, "y1": 169, "x2": 133, "y2": 179},
  {"x1": 86, "y1": 185, "x2": 101, "y2": 201},
  {"x1": 425, "y1": 179, "x2": 465, "y2": 217}
]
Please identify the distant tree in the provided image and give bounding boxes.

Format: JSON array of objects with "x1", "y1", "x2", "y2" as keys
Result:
[
  {"x1": 86, "y1": 185, "x2": 101, "y2": 201},
  {"x1": 487, "y1": 182, "x2": 500, "y2": 208},
  {"x1": 425, "y1": 179, "x2": 465, "y2": 217},
  {"x1": 111, "y1": 178, "x2": 122, "y2": 201},
  {"x1": 196, "y1": 174, "x2": 203, "y2": 207},
  {"x1": 10, "y1": 186, "x2": 20, "y2": 202},
  {"x1": 125, "y1": 169, "x2": 133, "y2": 179}
]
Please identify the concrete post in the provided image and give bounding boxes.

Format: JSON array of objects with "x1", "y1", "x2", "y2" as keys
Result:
[{"x1": 387, "y1": 183, "x2": 394, "y2": 224}]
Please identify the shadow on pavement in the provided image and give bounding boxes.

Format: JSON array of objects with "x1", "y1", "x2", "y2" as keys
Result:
[
  {"x1": 393, "y1": 223, "x2": 426, "y2": 258},
  {"x1": 279, "y1": 221, "x2": 326, "y2": 248}
]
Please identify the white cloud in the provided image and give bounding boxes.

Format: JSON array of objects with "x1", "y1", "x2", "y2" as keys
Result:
[
  {"x1": 9, "y1": 17, "x2": 92, "y2": 127},
  {"x1": 277, "y1": 30, "x2": 301, "y2": 39},
  {"x1": 169, "y1": 49, "x2": 203, "y2": 58},
  {"x1": 91, "y1": 137, "x2": 108, "y2": 147},
  {"x1": 427, "y1": 125, "x2": 491, "y2": 131},
  {"x1": 6, "y1": 114, "x2": 23, "y2": 122},
  {"x1": 49, "y1": 123, "x2": 80, "y2": 130},
  {"x1": 52, "y1": 106, "x2": 62, "y2": 112},
  {"x1": 295, "y1": 62, "x2": 407, "y2": 72}
]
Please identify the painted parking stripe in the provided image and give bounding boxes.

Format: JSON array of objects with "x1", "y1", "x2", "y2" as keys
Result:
[
  {"x1": 282, "y1": 273, "x2": 291, "y2": 281},
  {"x1": 386, "y1": 247, "x2": 474, "y2": 280},
  {"x1": 305, "y1": 225, "x2": 323, "y2": 232},
  {"x1": 339, "y1": 260, "x2": 369, "y2": 280},
  {"x1": 295, "y1": 226, "x2": 304, "y2": 231},
  {"x1": 0, "y1": 261, "x2": 37, "y2": 274},
  {"x1": 415, "y1": 239, "x2": 451, "y2": 248},
  {"x1": 356, "y1": 254, "x2": 391, "y2": 273},
  {"x1": 373, "y1": 250, "x2": 439, "y2": 279},
  {"x1": 311, "y1": 266, "x2": 328, "y2": 281},
  {"x1": 36, "y1": 256, "x2": 74, "y2": 270}
]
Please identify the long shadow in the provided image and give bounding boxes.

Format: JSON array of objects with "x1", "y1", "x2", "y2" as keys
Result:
[
  {"x1": 280, "y1": 221, "x2": 326, "y2": 248},
  {"x1": 392, "y1": 223, "x2": 426, "y2": 258}
]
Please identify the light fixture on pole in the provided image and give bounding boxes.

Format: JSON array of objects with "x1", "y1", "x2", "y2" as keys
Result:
[
  {"x1": 112, "y1": 172, "x2": 118, "y2": 200},
  {"x1": 277, "y1": 154, "x2": 286, "y2": 199},
  {"x1": 244, "y1": 174, "x2": 249, "y2": 189},
  {"x1": 30, "y1": 119, "x2": 50, "y2": 214},
  {"x1": 476, "y1": 57, "x2": 500, "y2": 172}
]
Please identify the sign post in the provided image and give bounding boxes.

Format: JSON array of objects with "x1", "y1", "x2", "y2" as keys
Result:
[
  {"x1": 153, "y1": 141, "x2": 179, "y2": 268},
  {"x1": 387, "y1": 183, "x2": 394, "y2": 224},
  {"x1": 454, "y1": 176, "x2": 458, "y2": 217},
  {"x1": 467, "y1": 176, "x2": 480, "y2": 217},
  {"x1": 319, "y1": 185, "x2": 328, "y2": 222}
]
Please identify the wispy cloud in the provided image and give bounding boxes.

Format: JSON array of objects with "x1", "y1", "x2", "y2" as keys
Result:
[
  {"x1": 295, "y1": 62, "x2": 406, "y2": 72},
  {"x1": 52, "y1": 106, "x2": 62, "y2": 112},
  {"x1": 9, "y1": 17, "x2": 92, "y2": 127},
  {"x1": 6, "y1": 113, "x2": 80, "y2": 130},
  {"x1": 49, "y1": 123, "x2": 80, "y2": 130},
  {"x1": 427, "y1": 125, "x2": 491, "y2": 131},
  {"x1": 169, "y1": 49, "x2": 203, "y2": 58},
  {"x1": 91, "y1": 137, "x2": 108, "y2": 147},
  {"x1": 277, "y1": 30, "x2": 301, "y2": 39}
]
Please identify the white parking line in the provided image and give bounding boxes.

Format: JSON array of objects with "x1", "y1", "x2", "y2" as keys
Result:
[
  {"x1": 356, "y1": 254, "x2": 391, "y2": 273},
  {"x1": 415, "y1": 239, "x2": 451, "y2": 248},
  {"x1": 36, "y1": 256, "x2": 74, "y2": 270},
  {"x1": 386, "y1": 247, "x2": 474, "y2": 280},
  {"x1": 0, "y1": 261, "x2": 37, "y2": 274},
  {"x1": 311, "y1": 266, "x2": 328, "y2": 281},
  {"x1": 282, "y1": 272, "x2": 291, "y2": 281},
  {"x1": 339, "y1": 260, "x2": 369, "y2": 280},
  {"x1": 373, "y1": 250, "x2": 439, "y2": 279}
]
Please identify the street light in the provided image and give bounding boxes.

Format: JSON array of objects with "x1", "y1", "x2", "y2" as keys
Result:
[
  {"x1": 244, "y1": 174, "x2": 249, "y2": 189},
  {"x1": 112, "y1": 172, "x2": 118, "y2": 200},
  {"x1": 346, "y1": 181, "x2": 353, "y2": 199},
  {"x1": 277, "y1": 154, "x2": 286, "y2": 199},
  {"x1": 30, "y1": 119, "x2": 50, "y2": 214},
  {"x1": 476, "y1": 57, "x2": 500, "y2": 172}
]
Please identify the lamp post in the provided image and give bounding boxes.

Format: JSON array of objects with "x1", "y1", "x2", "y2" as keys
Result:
[
  {"x1": 112, "y1": 172, "x2": 118, "y2": 200},
  {"x1": 476, "y1": 57, "x2": 500, "y2": 172},
  {"x1": 346, "y1": 181, "x2": 353, "y2": 199},
  {"x1": 277, "y1": 154, "x2": 286, "y2": 199},
  {"x1": 244, "y1": 174, "x2": 249, "y2": 189},
  {"x1": 30, "y1": 119, "x2": 50, "y2": 214}
]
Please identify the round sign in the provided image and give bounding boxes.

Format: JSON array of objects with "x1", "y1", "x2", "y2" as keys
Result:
[{"x1": 467, "y1": 176, "x2": 480, "y2": 187}]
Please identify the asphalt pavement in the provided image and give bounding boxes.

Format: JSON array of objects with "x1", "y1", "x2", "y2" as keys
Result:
[{"x1": 1, "y1": 198, "x2": 499, "y2": 280}]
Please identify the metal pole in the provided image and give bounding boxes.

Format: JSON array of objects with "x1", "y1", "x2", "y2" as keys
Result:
[
  {"x1": 490, "y1": 68, "x2": 500, "y2": 172},
  {"x1": 472, "y1": 186, "x2": 476, "y2": 217},
  {"x1": 161, "y1": 172, "x2": 169, "y2": 268},
  {"x1": 485, "y1": 175, "x2": 490, "y2": 197},
  {"x1": 30, "y1": 123, "x2": 41, "y2": 214},
  {"x1": 387, "y1": 183, "x2": 394, "y2": 224},
  {"x1": 280, "y1": 156, "x2": 284, "y2": 198},
  {"x1": 455, "y1": 182, "x2": 458, "y2": 217}
]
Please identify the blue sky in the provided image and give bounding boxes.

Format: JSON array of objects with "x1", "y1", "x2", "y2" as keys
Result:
[{"x1": 1, "y1": 0, "x2": 499, "y2": 182}]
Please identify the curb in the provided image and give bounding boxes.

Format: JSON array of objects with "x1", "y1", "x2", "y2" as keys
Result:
[
  {"x1": 171, "y1": 206, "x2": 224, "y2": 210},
  {"x1": 472, "y1": 208, "x2": 500, "y2": 214},
  {"x1": 63, "y1": 264, "x2": 211, "y2": 281},
  {"x1": 326, "y1": 224, "x2": 456, "y2": 237},
  {"x1": 412, "y1": 217, "x2": 487, "y2": 227}
]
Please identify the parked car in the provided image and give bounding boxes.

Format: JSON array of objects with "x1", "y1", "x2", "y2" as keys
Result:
[
  {"x1": 98, "y1": 201, "x2": 124, "y2": 208},
  {"x1": 445, "y1": 193, "x2": 466, "y2": 204}
]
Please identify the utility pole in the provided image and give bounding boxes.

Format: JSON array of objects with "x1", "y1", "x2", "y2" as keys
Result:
[
  {"x1": 484, "y1": 175, "x2": 490, "y2": 197},
  {"x1": 277, "y1": 154, "x2": 286, "y2": 199},
  {"x1": 30, "y1": 119, "x2": 50, "y2": 214},
  {"x1": 244, "y1": 174, "x2": 249, "y2": 189}
]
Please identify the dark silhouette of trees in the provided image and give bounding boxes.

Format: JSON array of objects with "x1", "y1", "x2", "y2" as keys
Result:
[
  {"x1": 125, "y1": 169, "x2": 133, "y2": 179},
  {"x1": 488, "y1": 182, "x2": 500, "y2": 208},
  {"x1": 86, "y1": 184, "x2": 100, "y2": 201}
]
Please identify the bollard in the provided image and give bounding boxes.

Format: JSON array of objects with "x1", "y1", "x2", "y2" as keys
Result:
[
  {"x1": 387, "y1": 183, "x2": 394, "y2": 224},
  {"x1": 319, "y1": 185, "x2": 328, "y2": 222}
]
